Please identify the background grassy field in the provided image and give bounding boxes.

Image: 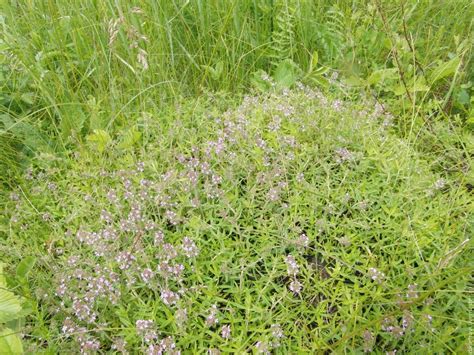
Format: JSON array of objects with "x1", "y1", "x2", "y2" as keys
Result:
[{"x1": 1, "y1": 0, "x2": 473, "y2": 353}]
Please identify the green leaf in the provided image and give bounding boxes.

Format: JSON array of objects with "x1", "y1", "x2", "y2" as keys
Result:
[
  {"x1": 0, "y1": 328, "x2": 23, "y2": 354},
  {"x1": 345, "y1": 75, "x2": 367, "y2": 87},
  {"x1": 367, "y1": 68, "x2": 398, "y2": 86},
  {"x1": 118, "y1": 127, "x2": 142, "y2": 149},
  {"x1": 86, "y1": 129, "x2": 112, "y2": 153},
  {"x1": 0, "y1": 264, "x2": 6, "y2": 288},
  {"x1": 201, "y1": 61, "x2": 224, "y2": 81},
  {"x1": 59, "y1": 105, "x2": 86, "y2": 140},
  {"x1": 454, "y1": 89, "x2": 470, "y2": 107},
  {"x1": 0, "y1": 289, "x2": 22, "y2": 323},
  {"x1": 273, "y1": 59, "x2": 301, "y2": 88},
  {"x1": 250, "y1": 70, "x2": 272, "y2": 92},
  {"x1": 429, "y1": 57, "x2": 460, "y2": 84},
  {"x1": 310, "y1": 51, "x2": 318, "y2": 71},
  {"x1": 15, "y1": 257, "x2": 36, "y2": 280},
  {"x1": 19, "y1": 93, "x2": 35, "y2": 106},
  {"x1": 213, "y1": 61, "x2": 224, "y2": 80},
  {"x1": 392, "y1": 77, "x2": 430, "y2": 96}
]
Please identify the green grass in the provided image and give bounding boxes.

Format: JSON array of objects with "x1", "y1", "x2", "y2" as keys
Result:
[{"x1": 0, "y1": 1, "x2": 473, "y2": 353}]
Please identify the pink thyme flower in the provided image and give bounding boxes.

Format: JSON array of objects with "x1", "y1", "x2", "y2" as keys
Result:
[
  {"x1": 289, "y1": 279, "x2": 302, "y2": 294},
  {"x1": 181, "y1": 237, "x2": 199, "y2": 258},
  {"x1": 161, "y1": 289, "x2": 180, "y2": 306},
  {"x1": 205, "y1": 304, "x2": 219, "y2": 327},
  {"x1": 285, "y1": 255, "x2": 299, "y2": 276},
  {"x1": 140, "y1": 268, "x2": 154, "y2": 283},
  {"x1": 221, "y1": 324, "x2": 231, "y2": 340}
]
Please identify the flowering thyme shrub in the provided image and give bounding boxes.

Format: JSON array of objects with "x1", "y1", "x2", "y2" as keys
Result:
[{"x1": 3, "y1": 86, "x2": 472, "y2": 353}]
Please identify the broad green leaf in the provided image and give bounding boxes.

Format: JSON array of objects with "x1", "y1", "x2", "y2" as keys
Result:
[
  {"x1": 273, "y1": 59, "x2": 301, "y2": 88},
  {"x1": 0, "y1": 328, "x2": 23, "y2": 354},
  {"x1": 310, "y1": 51, "x2": 318, "y2": 71},
  {"x1": 308, "y1": 74, "x2": 329, "y2": 88},
  {"x1": 15, "y1": 257, "x2": 36, "y2": 280},
  {"x1": 0, "y1": 289, "x2": 22, "y2": 323},
  {"x1": 59, "y1": 105, "x2": 86, "y2": 140},
  {"x1": 201, "y1": 61, "x2": 224, "y2": 81},
  {"x1": 367, "y1": 68, "x2": 398, "y2": 86},
  {"x1": 213, "y1": 61, "x2": 224, "y2": 80},
  {"x1": 392, "y1": 77, "x2": 430, "y2": 96},
  {"x1": 429, "y1": 57, "x2": 460, "y2": 84},
  {"x1": 250, "y1": 70, "x2": 272, "y2": 92},
  {"x1": 118, "y1": 127, "x2": 142, "y2": 149},
  {"x1": 411, "y1": 80, "x2": 430, "y2": 93},
  {"x1": 86, "y1": 129, "x2": 111, "y2": 153},
  {"x1": 345, "y1": 75, "x2": 367, "y2": 87},
  {"x1": 454, "y1": 89, "x2": 470, "y2": 106}
]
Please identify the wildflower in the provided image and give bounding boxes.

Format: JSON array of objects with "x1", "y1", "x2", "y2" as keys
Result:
[
  {"x1": 433, "y1": 178, "x2": 446, "y2": 190},
  {"x1": 154, "y1": 230, "x2": 164, "y2": 246},
  {"x1": 136, "y1": 161, "x2": 145, "y2": 172},
  {"x1": 296, "y1": 172, "x2": 304, "y2": 182},
  {"x1": 72, "y1": 299, "x2": 97, "y2": 323},
  {"x1": 175, "y1": 308, "x2": 188, "y2": 328},
  {"x1": 165, "y1": 210, "x2": 179, "y2": 225},
  {"x1": 161, "y1": 243, "x2": 178, "y2": 260},
  {"x1": 221, "y1": 324, "x2": 231, "y2": 340},
  {"x1": 205, "y1": 304, "x2": 219, "y2": 327},
  {"x1": 422, "y1": 314, "x2": 434, "y2": 331},
  {"x1": 406, "y1": 284, "x2": 418, "y2": 299},
  {"x1": 297, "y1": 233, "x2": 309, "y2": 248},
  {"x1": 338, "y1": 236, "x2": 351, "y2": 247},
  {"x1": 157, "y1": 261, "x2": 184, "y2": 279},
  {"x1": 136, "y1": 320, "x2": 157, "y2": 343},
  {"x1": 181, "y1": 237, "x2": 199, "y2": 258},
  {"x1": 368, "y1": 267, "x2": 385, "y2": 283},
  {"x1": 289, "y1": 279, "x2": 302, "y2": 294},
  {"x1": 402, "y1": 310, "x2": 414, "y2": 330},
  {"x1": 285, "y1": 255, "x2": 299, "y2": 276},
  {"x1": 62, "y1": 318, "x2": 77, "y2": 337},
  {"x1": 158, "y1": 336, "x2": 177, "y2": 352},
  {"x1": 140, "y1": 268, "x2": 154, "y2": 283},
  {"x1": 106, "y1": 189, "x2": 119, "y2": 205},
  {"x1": 116, "y1": 251, "x2": 136, "y2": 270},
  {"x1": 255, "y1": 341, "x2": 270, "y2": 354},
  {"x1": 270, "y1": 323, "x2": 284, "y2": 347},
  {"x1": 161, "y1": 289, "x2": 180, "y2": 306},
  {"x1": 362, "y1": 330, "x2": 374, "y2": 353},
  {"x1": 268, "y1": 188, "x2": 280, "y2": 202},
  {"x1": 334, "y1": 147, "x2": 355, "y2": 163},
  {"x1": 111, "y1": 338, "x2": 128, "y2": 353},
  {"x1": 136, "y1": 320, "x2": 154, "y2": 332},
  {"x1": 80, "y1": 338, "x2": 100, "y2": 353},
  {"x1": 100, "y1": 210, "x2": 113, "y2": 223}
]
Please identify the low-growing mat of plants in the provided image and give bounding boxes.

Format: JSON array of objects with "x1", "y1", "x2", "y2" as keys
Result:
[{"x1": 2, "y1": 87, "x2": 472, "y2": 353}]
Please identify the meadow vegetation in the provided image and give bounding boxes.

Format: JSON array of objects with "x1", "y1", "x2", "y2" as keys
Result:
[{"x1": 0, "y1": 0, "x2": 473, "y2": 353}]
